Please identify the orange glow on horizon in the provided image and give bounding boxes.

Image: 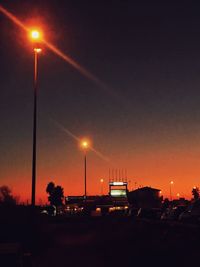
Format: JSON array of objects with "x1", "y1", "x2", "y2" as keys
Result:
[{"x1": 2, "y1": 159, "x2": 197, "y2": 205}]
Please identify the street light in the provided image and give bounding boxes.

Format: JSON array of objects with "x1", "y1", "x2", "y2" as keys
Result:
[
  {"x1": 29, "y1": 29, "x2": 43, "y2": 42},
  {"x1": 80, "y1": 139, "x2": 90, "y2": 198},
  {"x1": 29, "y1": 29, "x2": 42, "y2": 207},
  {"x1": 100, "y1": 178, "x2": 104, "y2": 195},
  {"x1": 170, "y1": 180, "x2": 174, "y2": 201},
  {"x1": 31, "y1": 30, "x2": 40, "y2": 39}
]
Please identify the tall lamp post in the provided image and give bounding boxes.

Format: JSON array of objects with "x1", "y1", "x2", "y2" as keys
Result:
[
  {"x1": 100, "y1": 178, "x2": 104, "y2": 195},
  {"x1": 81, "y1": 140, "x2": 90, "y2": 198},
  {"x1": 30, "y1": 29, "x2": 42, "y2": 207},
  {"x1": 170, "y1": 180, "x2": 174, "y2": 202}
]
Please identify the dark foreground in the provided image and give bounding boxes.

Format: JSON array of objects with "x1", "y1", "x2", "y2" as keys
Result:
[{"x1": 0, "y1": 208, "x2": 200, "y2": 266}]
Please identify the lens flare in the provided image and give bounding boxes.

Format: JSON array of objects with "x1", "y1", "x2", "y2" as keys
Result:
[
  {"x1": 52, "y1": 119, "x2": 109, "y2": 162},
  {"x1": 0, "y1": 4, "x2": 119, "y2": 99},
  {"x1": 81, "y1": 140, "x2": 90, "y2": 150},
  {"x1": 0, "y1": 5, "x2": 28, "y2": 31},
  {"x1": 31, "y1": 30, "x2": 40, "y2": 39}
]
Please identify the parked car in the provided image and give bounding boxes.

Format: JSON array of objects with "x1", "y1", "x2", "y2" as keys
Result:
[
  {"x1": 137, "y1": 208, "x2": 161, "y2": 220},
  {"x1": 161, "y1": 206, "x2": 186, "y2": 221},
  {"x1": 160, "y1": 207, "x2": 171, "y2": 220},
  {"x1": 40, "y1": 205, "x2": 56, "y2": 216},
  {"x1": 179, "y1": 200, "x2": 200, "y2": 223},
  {"x1": 128, "y1": 207, "x2": 139, "y2": 217}
]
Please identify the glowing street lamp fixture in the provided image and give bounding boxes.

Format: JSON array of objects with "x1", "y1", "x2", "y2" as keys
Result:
[
  {"x1": 31, "y1": 30, "x2": 39, "y2": 39},
  {"x1": 81, "y1": 139, "x2": 90, "y2": 151},
  {"x1": 82, "y1": 141, "x2": 88, "y2": 149},
  {"x1": 30, "y1": 29, "x2": 42, "y2": 41},
  {"x1": 29, "y1": 29, "x2": 43, "y2": 54},
  {"x1": 34, "y1": 48, "x2": 42, "y2": 53},
  {"x1": 100, "y1": 178, "x2": 104, "y2": 195},
  {"x1": 30, "y1": 28, "x2": 43, "y2": 207},
  {"x1": 80, "y1": 139, "x2": 90, "y2": 198},
  {"x1": 170, "y1": 180, "x2": 174, "y2": 201}
]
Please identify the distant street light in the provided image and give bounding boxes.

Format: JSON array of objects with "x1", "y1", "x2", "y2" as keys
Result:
[
  {"x1": 177, "y1": 193, "x2": 180, "y2": 198},
  {"x1": 100, "y1": 178, "x2": 104, "y2": 195},
  {"x1": 80, "y1": 139, "x2": 90, "y2": 198},
  {"x1": 29, "y1": 29, "x2": 42, "y2": 207},
  {"x1": 170, "y1": 181, "x2": 174, "y2": 201}
]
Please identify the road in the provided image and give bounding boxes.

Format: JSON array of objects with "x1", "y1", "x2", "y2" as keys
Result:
[{"x1": 0, "y1": 214, "x2": 200, "y2": 266}]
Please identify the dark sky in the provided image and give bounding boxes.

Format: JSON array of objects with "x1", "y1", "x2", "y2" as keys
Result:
[{"x1": 1, "y1": 0, "x2": 200, "y2": 201}]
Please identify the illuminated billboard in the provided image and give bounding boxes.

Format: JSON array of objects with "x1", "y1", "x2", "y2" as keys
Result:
[
  {"x1": 109, "y1": 181, "x2": 127, "y2": 186},
  {"x1": 110, "y1": 189, "x2": 127, "y2": 197}
]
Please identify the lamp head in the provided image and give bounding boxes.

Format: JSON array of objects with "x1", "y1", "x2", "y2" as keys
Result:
[
  {"x1": 29, "y1": 29, "x2": 43, "y2": 51},
  {"x1": 30, "y1": 29, "x2": 42, "y2": 41},
  {"x1": 80, "y1": 139, "x2": 90, "y2": 151}
]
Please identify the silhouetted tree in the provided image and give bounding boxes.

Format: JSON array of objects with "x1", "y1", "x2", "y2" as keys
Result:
[
  {"x1": 0, "y1": 186, "x2": 17, "y2": 206},
  {"x1": 192, "y1": 187, "x2": 199, "y2": 201},
  {"x1": 46, "y1": 182, "x2": 64, "y2": 207},
  {"x1": 46, "y1": 182, "x2": 55, "y2": 195}
]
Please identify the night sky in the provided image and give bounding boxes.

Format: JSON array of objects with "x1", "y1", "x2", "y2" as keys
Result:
[{"x1": 1, "y1": 0, "x2": 200, "y2": 202}]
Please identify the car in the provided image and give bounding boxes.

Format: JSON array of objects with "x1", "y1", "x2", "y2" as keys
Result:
[
  {"x1": 179, "y1": 200, "x2": 200, "y2": 223},
  {"x1": 40, "y1": 205, "x2": 56, "y2": 216},
  {"x1": 161, "y1": 206, "x2": 186, "y2": 221},
  {"x1": 137, "y1": 208, "x2": 161, "y2": 220}
]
